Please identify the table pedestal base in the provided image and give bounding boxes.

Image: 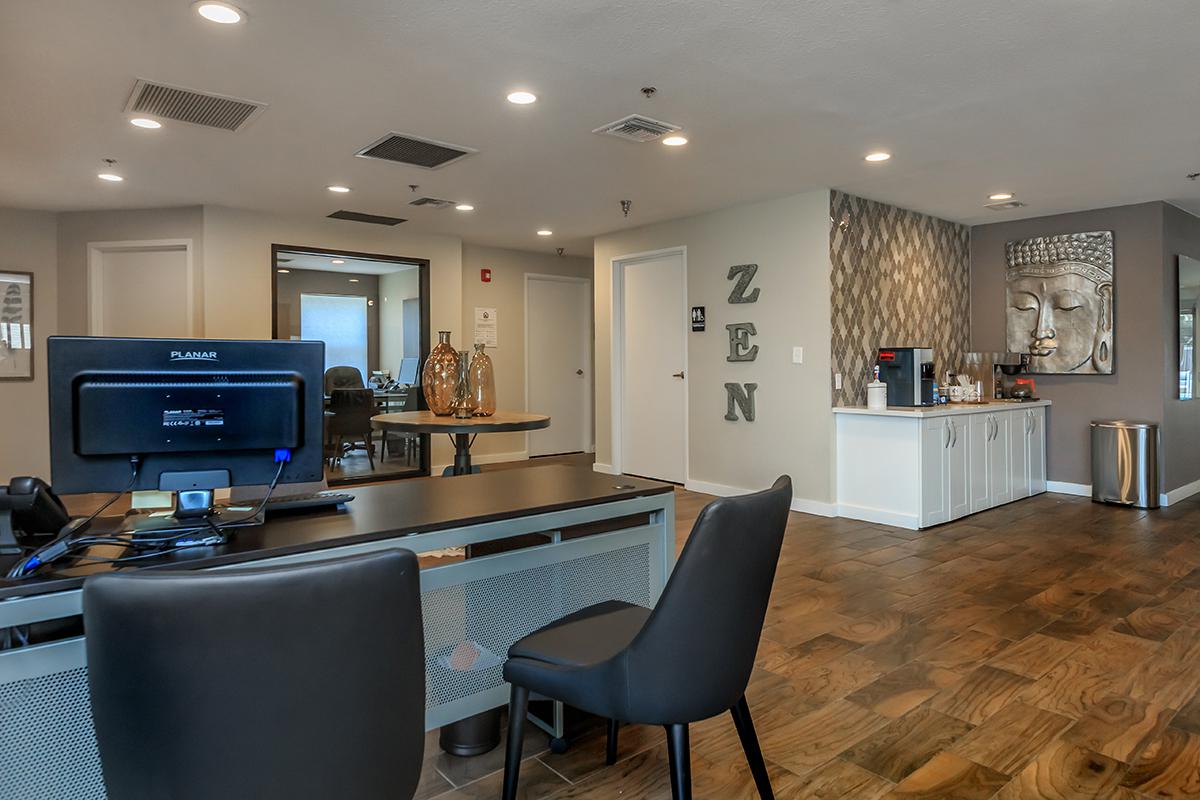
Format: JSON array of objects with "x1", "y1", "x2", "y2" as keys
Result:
[{"x1": 439, "y1": 709, "x2": 502, "y2": 756}]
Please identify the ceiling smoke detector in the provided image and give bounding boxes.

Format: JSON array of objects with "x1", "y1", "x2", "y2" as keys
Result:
[{"x1": 592, "y1": 114, "x2": 681, "y2": 143}]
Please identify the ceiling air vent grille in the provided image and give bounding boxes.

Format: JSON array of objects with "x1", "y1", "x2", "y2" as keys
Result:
[
  {"x1": 327, "y1": 210, "x2": 407, "y2": 226},
  {"x1": 409, "y1": 197, "x2": 457, "y2": 209},
  {"x1": 592, "y1": 114, "x2": 681, "y2": 142},
  {"x1": 355, "y1": 132, "x2": 476, "y2": 169},
  {"x1": 985, "y1": 200, "x2": 1027, "y2": 211},
  {"x1": 124, "y1": 79, "x2": 266, "y2": 131}
]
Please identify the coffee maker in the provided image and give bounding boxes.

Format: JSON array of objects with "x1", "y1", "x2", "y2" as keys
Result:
[
  {"x1": 994, "y1": 353, "x2": 1038, "y2": 400},
  {"x1": 876, "y1": 347, "x2": 935, "y2": 406}
]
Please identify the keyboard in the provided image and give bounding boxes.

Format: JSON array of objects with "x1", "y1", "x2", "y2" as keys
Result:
[{"x1": 233, "y1": 491, "x2": 355, "y2": 515}]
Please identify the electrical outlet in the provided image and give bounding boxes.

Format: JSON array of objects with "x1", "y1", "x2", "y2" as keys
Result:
[
  {"x1": 792, "y1": 346, "x2": 804, "y2": 364},
  {"x1": 834, "y1": 373, "x2": 843, "y2": 390}
]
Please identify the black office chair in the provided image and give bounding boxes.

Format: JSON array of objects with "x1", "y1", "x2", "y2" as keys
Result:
[
  {"x1": 324, "y1": 364, "x2": 365, "y2": 394},
  {"x1": 84, "y1": 550, "x2": 425, "y2": 800},
  {"x1": 501, "y1": 476, "x2": 792, "y2": 800},
  {"x1": 327, "y1": 387, "x2": 378, "y2": 469}
]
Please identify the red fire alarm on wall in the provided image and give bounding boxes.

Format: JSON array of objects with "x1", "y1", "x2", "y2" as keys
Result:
[{"x1": 480, "y1": 268, "x2": 492, "y2": 283}]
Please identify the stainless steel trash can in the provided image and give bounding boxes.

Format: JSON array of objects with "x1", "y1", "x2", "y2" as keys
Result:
[{"x1": 1091, "y1": 420, "x2": 1160, "y2": 509}]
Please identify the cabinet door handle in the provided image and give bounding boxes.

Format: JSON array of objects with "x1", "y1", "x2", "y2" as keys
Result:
[
  {"x1": 987, "y1": 416, "x2": 994, "y2": 441},
  {"x1": 944, "y1": 421, "x2": 951, "y2": 448},
  {"x1": 951, "y1": 420, "x2": 958, "y2": 447}
]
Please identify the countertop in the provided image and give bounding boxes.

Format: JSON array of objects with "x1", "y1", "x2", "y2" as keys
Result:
[{"x1": 833, "y1": 399, "x2": 1051, "y2": 418}]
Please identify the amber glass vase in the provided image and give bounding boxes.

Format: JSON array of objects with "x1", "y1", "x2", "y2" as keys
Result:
[
  {"x1": 422, "y1": 331, "x2": 460, "y2": 416},
  {"x1": 469, "y1": 343, "x2": 496, "y2": 416}
]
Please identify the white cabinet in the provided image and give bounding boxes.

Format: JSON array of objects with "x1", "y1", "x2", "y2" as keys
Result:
[
  {"x1": 970, "y1": 412, "x2": 1012, "y2": 513},
  {"x1": 947, "y1": 417, "x2": 970, "y2": 520},
  {"x1": 1026, "y1": 407, "x2": 1047, "y2": 494},
  {"x1": 920, "y1": 417, "x2": 969, "y2": 527},
  {"x1": 1008, "y1": 410, "x2": 1031, "y2": 499}
]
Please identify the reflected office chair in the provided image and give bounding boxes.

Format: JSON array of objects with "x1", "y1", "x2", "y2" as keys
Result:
[
  {"x1": 327, "y1": 387, "x2": 378, "y2": 469},
  {"x1": 323, "y1": 364, "x2": 365, "y2": 394},
  {"x1": 501, "y1": 476, "x2": 792, "y2": 800},
  {"x1": 84, "y1": 550, "x2": 425, "y2": 800}
]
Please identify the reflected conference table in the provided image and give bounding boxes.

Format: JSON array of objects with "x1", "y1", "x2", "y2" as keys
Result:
[{"x1": 0, "y1": 466, "x2": 675, "y2": 800}]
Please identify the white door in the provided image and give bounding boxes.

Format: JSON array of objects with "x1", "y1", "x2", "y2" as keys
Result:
[
  {"x1": 89, "y1": 242, "x2": 194, "y2": 337},
  {"x1": 948, "y1": 417, "x2": 970, "y2": 519},
  {"x1": 968, "y1": 414, "x2": 991, "y2": 513},
  {"x1": 920, "y1": 419, "x2": 950, "y2": 526},
  {"x1": 1008, "y1": 409, "x2": 1031, "y2": 499},
  {"x1": 989, "y1": 413, "x2": 1013, "y2": 506},
  {"x1": 620, "y1": 251, "x2": 687, "y2": 482},
  {"x1": 527, "y1": 276, "x2": 593, "y2": 457},
  {"x1": 1028, "y1": 408, "x2": 1047, "y2": 494}
]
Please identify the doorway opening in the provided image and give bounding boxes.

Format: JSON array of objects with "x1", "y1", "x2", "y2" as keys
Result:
[{"x1": 271, "y1": 244, "x2": 431, "y2": 486}]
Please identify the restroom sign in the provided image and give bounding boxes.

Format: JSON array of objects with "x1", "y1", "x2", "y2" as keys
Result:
[{"x1": 691, "y1": 306, "x2": 706, "y2": 332}]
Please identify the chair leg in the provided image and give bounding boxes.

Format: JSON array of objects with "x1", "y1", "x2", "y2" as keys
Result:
[
  {"x1": 606, "y1": 719, "x2": 620, "y2": 765},
  {"x1": 730, "y1": 696, "x2": 774, "y2": 800},
  {"x1": 502, "y1": 685, "x2": 529, "y2": 800},
  {"x1": 665, "y1": 723, "x2": 692, "y2": 800},
  {"x1": 366, "y1": 433, "x2": 375, "y2": 469}
]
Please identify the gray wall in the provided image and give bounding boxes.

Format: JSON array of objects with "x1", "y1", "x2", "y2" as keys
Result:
[
  {"x1": 970, "y1": 202, "x2": 1167, "y2": 487},
  {"x1": 1162, "y1": 204, "x2": 1200, "y2": 492},
  {"x1": 275, "y1": 268, "x2": 380, "y2": 374}
]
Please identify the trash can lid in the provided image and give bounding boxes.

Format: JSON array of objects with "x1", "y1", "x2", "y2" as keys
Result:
[{"x1": 1091, "y1": 419, "x2": 1159, "y2": 429}]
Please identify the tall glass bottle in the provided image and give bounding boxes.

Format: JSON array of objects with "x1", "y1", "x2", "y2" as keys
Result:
[
  {"x1": 422, "y1": 331, "x2": 460, "y2": 416},
  {"x1": 450, "y1": 352, "x2": 477, "y2": 419},
  {"x1": 469, "y1": 343, "x2": 496, "y2": 416}
]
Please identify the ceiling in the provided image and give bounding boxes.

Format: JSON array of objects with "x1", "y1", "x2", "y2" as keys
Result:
[
  {"x1": 275, "y1": 251, "x2": 420, "y2": 275},
  {"x1": 3, "y1": 0, "x2": 1200, "y2": 255}
]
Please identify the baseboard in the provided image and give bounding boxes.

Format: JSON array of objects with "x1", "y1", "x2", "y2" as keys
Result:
[
  {"x1": 432, "y1": 450, "x2": 528, "y2": 475},
  {"x1": 1046, "y1": 480, "x2": 1091, "y2": 497},
  {"x1": 684, "y1": 479, "x2": 836, "y2": 518},
  {"x1": 592, "y1": 462, "x2": 618, "y2": 475},
  {"x1": 835, "y1": 503, "x2": 921, "y2": 530},
  {"x1": 1162, "y1": 477, "x2": 1200, "y2": 507}
]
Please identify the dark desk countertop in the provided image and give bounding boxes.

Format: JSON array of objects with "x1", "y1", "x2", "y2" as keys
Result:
[{"x1": 0, "y1": 466, "x2": 673, "y2": 601}]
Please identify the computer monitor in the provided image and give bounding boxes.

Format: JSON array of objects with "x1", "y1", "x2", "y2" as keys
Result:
[
  {"x1": 397, "y1": 357, "x2": 419, "y2": 386},
  {"x1": 48, "y1": 337, "x2": 326, "y2": 515}
]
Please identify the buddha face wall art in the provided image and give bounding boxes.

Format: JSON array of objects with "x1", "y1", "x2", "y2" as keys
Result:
[{"x1": 1005, "y1": 231, "x2": 1114, "y2": 374}]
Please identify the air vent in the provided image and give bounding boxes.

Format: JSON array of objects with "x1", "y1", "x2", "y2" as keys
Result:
[
  {"x1": 124, "y1": 79, "x2": 266, "y2": 131},
  {"x1": 592, "y1": 114, "x2": 681, "y2": 142},
  {"x1": 355, "y1": 132, "x2": 476, "y2": 169},
  {"x1": 327, "y1": 210, "x2": 407, "y2": 226},
  {"x1": 409, "y1": 197, "x2": 457, "y2": 209},
  {"x1": 985, "y1": 200, "x2": 1028, "y2": 211}
]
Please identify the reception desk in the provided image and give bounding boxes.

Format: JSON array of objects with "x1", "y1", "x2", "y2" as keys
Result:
[{"x1": 0, "y1": 465, "x2": 675, "y2": 800}]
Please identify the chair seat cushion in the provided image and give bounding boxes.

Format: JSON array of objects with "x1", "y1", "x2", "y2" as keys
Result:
[{"x1": 508, "y1": 600, "x2": 650, "y2": 668}]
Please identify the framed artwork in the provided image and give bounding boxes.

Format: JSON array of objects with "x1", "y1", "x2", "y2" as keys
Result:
[
  {"x1": 1005, "y1": 231, "x2": 1114, "y2": 375},
  {"x1": 0, "y1": 271, "x2": 34, "y2": 381}
]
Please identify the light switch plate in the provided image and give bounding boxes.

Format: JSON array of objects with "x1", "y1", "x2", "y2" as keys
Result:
[
  {"x1": 792, "y1": 346, "x2": 804, "y2": 364},
  {"x1": 834, "y1": 373, "x2": 843, "y2": 390}
]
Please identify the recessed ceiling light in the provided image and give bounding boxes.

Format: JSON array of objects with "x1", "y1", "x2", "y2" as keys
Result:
[
  {"x1": 327, "y1": 185, "x2": 351, "y2": 193},
  {"x1": 989, "y1": 192, "x2": 1014, "y2": 201},
  {"x1": 130, "y1": 118, "x2": 162, "y2": 129},
  {"x1": 507, "y1": 91, "x2": 537, "y2": 105},
  {"x1": 331, "y1": 259, "x2": 345, "y2": 264},
  {"x1": 277, "y1": 268, "x2": 290, "y2": 274},
  {"x1": 348, "y1": 278, "x2": 360, "y2": 283},
  {"x1": 194, "y1": 1, "x2": 244, "y2": 24},
  {"x1": 97, "y1": 173, "x2": 124, "y2": 182},
  {"x1": 864, "y1": 152, "x2": 892, "y2": 162},
  {"x1": 662, "y1": 135, "x2": 688, "y2": 147},
  {"x1": 537, "y1": 230, "x2": 553, "y2": 236},
  {"x1": 455, "y1": 204, "x2": 475, "y2": 211}
]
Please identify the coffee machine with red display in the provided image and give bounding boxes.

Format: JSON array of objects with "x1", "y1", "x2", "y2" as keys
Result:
[{"x1": 876, "y1": 347, "x2": 935, "y2": 406}]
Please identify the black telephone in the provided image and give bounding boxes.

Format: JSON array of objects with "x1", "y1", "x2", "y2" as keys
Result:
[{"x1": 0, "y1": 477, "x2": 71, "y2": 554}]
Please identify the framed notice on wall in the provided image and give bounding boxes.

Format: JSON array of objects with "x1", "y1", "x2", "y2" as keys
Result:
[
  {"x1": 474, "y1": 307, "x2": 498, "y2": 347},
  {"x1": 0, "y1": 271, "x2": 33, "y2": 381}
]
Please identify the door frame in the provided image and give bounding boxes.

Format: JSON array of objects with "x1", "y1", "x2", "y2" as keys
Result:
[
  {"x1": 524, "y1": 272, "x2": 595, "y2": 457},
  {"x1": 609, "y1": 246, "x2": 689, "y2": 481},
  {"x1": 87, "y1": 239, "x2": 198, "y2": 337}
]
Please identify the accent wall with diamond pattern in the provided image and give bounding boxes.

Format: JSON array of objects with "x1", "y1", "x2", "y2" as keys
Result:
[{"x1": 830, "y1": 190, "x2": 970, "y2": 406}]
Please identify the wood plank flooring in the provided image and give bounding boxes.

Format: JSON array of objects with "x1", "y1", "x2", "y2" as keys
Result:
[{"x1": 415, "y1": 462, "x2": 1200, "y2": 799}]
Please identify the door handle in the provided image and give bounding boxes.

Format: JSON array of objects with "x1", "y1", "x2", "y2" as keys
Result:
[
  {"x1": 987, "y1": 416, "x2": 993, "y2": 441},
  {"x1": 672, "y1": 371, "x2": 685, "y2": 379},
  {"x1": 576, "y1": 369, "x2": 584, "y2": 376},
  {"x1": 944, "y1": 421, "x2": 951, "y2": 449}
]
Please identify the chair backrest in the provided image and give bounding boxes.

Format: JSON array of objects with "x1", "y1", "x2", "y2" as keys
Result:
[
  {"x1": 324, "y1": 365, "x2": 365, "y2": 393},
  {"x1": 328, "y1": 387, "x2": 377, "y2": 435},
  {"x1": 623, "y1": 476, "x2": 791, "y2": 722},
  {"x1": 84, "y1": 550, "x2": 425, "y2": 800}
]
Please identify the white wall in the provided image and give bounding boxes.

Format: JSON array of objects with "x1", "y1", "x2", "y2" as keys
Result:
[
  {"x1": 594, "y1": 190, "x2": 835, "y2": 511},
  {"x1": 461, "y1": 244, "x2": 593, "y2": 460},
  {"x1": 0, "y1": 208, "x2": 58, "y2": 478},
  {"x1": 379, "y1": 267, "x2": 421, "y2": 378}
]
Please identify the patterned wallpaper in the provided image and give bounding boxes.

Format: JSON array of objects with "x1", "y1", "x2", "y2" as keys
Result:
[{"x1": 830, "y1": 191, "x2": 971, "y2": 406}]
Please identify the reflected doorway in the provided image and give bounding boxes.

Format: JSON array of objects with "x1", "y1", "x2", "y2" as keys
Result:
[{"x1": 271, "y1": 244, "x2": 431, "y2": 485}]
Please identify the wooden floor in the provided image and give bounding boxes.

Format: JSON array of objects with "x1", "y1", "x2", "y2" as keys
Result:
[{"x1": 412, "y1": 465, "x2": 1200, "y2": 799}]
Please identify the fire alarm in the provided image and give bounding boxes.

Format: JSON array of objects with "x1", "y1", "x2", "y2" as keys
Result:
[{"x1": 480, "y1": 268, "x2": 492, "y2": 283}]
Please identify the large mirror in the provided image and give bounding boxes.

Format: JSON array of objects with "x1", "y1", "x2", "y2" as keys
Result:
[
  {"x1": 1180, "y1": 255, "x2": 1200, "y2": 400},
  {"x1": 272, "y1": 245, "x2": 430, "y2": 484}
]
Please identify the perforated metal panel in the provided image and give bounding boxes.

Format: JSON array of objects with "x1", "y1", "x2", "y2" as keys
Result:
[
  {"x1": 355, "y1": 132, "x2": 476, "y2": 169},
  {"x1": 422, "y1": 543, "x2": 651, "y2": 708},
  {"x1": 0, "y1": 667, "x2": 106, "y2": 800}
]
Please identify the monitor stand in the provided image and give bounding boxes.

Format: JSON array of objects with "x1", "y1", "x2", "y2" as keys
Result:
[{"x1": 118, "y1": 470, "x2": 262, "y2": 546}]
